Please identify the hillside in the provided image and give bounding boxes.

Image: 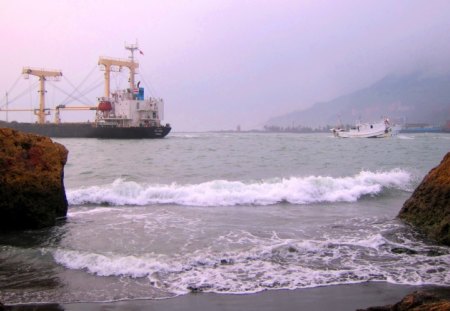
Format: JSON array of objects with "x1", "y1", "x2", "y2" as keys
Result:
[{"x1": 265, "y1": 73, "x2": 450, "y2": 128}]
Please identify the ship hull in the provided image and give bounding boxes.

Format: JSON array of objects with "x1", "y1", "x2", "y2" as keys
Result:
[{"x1": 0, "y1": 121, "x2": 171, "y2": 139}]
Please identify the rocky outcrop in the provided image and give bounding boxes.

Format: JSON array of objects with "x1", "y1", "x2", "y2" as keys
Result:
[
  {"x1": 0, "y1": 128, "x2": 68, "y2": 230},
  {"x1": 357, "y1": 289, "x2": 450, "y2": 311},
  {"x1": 361, "y1": 152, "x2": 450, "y2": 310},
  {"x1": 398, "y1": 152, "x2": 450, "y2": 246}
]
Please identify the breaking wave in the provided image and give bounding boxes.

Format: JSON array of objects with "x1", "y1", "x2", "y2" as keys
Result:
[
  {"x1": 67, "y1": 169, "x2": 413, "y2": 207},
  {"x1": 52, "y1": 230, "x2": 450, "y2": 295}
]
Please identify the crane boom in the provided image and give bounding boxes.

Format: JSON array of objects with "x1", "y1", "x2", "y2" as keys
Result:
[
  {"x1": 98, "y1": 57, "x2": 139, "y2": 98},
  {"x1": 22, "y1": 67, "x2": 63, "y2": 78}
]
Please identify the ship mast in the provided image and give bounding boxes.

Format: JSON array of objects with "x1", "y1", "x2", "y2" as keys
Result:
[
  {"x1": 98, "y1": 44, "x2": 139, "y2": 98},
  {"x1": 22, "y1": 67, "x2": 63, "y2": 124},
  {"x1": 125, "y1": 42, "x2": 139, "y2": 89}
]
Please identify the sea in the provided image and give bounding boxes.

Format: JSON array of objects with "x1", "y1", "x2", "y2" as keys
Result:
[{"x1": 0, "y1": 132, "x2": 449, "y2": 304}]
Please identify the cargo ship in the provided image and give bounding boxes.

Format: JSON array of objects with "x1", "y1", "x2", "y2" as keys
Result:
[{"x1": 0, "y1": 44, "x2": 171, "y2": 139}]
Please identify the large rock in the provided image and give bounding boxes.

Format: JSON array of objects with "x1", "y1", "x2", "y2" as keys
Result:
[
  {"x1": 398, "y1": 152, "x2": 450, "y2": 246},
  {"x1": 358, "y1": 289, "x2": 450, "y2": 311},
  {"x1": 0, "y1": 128, "x2": 68, "y2": 230}
]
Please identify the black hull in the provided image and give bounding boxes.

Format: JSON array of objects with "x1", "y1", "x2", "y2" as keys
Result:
[{"x1": 0, "y1": 121, "x2": 171, "y2": 139}]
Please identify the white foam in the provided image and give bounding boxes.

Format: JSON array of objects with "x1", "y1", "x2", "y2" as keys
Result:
[
  {"x1": 53, "y1": 249, "x2": 176, "y2": 279},
  {"x1": 397, "y1": 135, "x2": 415, "y2": 140},
  {"x1": 68, "y1": 207, "x2": 122, "y2": 217},
  {"x1": 170, "y1": 133, "x2": 201, "y2": 138},
  {"x1": 336, "y1": 233, "x2": 388, "y2": 249},
  {"x1": 52, "y1": 232, "x2": 450, "y2": 295},
  {"x1": 66, "y1": 169, "x2": 413, "y2": 207}
]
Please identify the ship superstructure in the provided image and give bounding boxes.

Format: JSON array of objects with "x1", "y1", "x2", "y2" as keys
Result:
[{"x1": 96, "y1": 43, "x2": 166, "y2": 129}]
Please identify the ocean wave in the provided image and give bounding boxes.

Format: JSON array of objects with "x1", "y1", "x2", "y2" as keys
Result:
[
  {"x1": 52, "y1": 231, "x2": 450, "y2": 294},
  {"x1": 66, "y1": 169, "x2": 413, "y2": 207}
]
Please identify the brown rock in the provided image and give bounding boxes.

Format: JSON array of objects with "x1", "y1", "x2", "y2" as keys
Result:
[
  {"x1": 357, "y1": 289, "x2": 450, "y2": 311},
  {"x1": 0, "y1": 128, "x2": 68, "y2": 230},
  {"x1": 398, "y1": 152, "x2": 450, "y2": 246}
]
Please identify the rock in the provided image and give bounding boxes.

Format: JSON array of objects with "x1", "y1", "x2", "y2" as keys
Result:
[
  {"x1": 357, "y1": 289, "x2": 450, "y2": 311},
  {"x1": 398, "y1": 152, "x2": 450, "y2": 246},
  {"x1": 0, "y1": 128, "x2": 68, "y2": 230}
]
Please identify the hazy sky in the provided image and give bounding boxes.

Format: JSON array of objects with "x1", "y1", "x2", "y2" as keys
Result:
[{"x1": 1, "y1": 0, "x2": 450, "y2": 131}]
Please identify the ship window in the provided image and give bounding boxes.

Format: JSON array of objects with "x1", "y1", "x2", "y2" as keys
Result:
[
  {"x1": 137, "y1": 102, "x2": 140, "y2": 109},
  {"x1": 153, "y1": 112, "x2": 157, "y2": 118},
  {"x1": 370, "y1": 125, "x2": 373, "y2": 129}
]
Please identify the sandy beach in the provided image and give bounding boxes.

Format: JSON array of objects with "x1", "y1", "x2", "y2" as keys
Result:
[{"x1": 4, "y1": 282, "x2": 445, "y2": 311}]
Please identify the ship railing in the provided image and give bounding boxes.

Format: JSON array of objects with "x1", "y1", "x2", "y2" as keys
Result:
[
  {"x1": 137, "y1": 108, "x2": 158, "y2": 112},
  {"x1": 97, "y1": 96, "x2": 114, "y2": 102},
  {"x1": 102, "y1": 116, "x2": 132, "y2": 120}
]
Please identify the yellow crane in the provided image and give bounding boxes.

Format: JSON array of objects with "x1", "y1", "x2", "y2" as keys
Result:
[
  {"x1": 22, "y1": 67, "x2": 63, "y2": 124},
  {"x1": 98, "y1": 43, "x2": 140, "y2": 98},
  {"x1": 3, "y1": 44, "x2": 140, "y2": 124},
  {"x1": 53, "y1": 105, "x2": 97, "y2": 124}
]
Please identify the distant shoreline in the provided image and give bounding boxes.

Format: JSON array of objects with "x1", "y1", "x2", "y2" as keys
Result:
[{"x1": 208, "y1": 129, "x2": 450, "y2": 134}]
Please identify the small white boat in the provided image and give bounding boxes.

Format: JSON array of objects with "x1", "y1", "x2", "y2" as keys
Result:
[{"x1": 331, "y1": 118, "x2": 397, "y2": 138}]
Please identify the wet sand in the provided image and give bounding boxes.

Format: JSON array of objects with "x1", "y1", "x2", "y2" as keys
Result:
[{"x1": 3, "y1": 282, "x2": 445, "y2": 311}]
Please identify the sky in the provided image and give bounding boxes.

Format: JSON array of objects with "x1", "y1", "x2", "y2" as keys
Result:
[{"x1": 1, "y1": 0, "x2": 450, "y2": 131}]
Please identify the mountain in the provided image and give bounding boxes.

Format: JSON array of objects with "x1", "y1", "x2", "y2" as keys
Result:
[{"x1": 265, "y1": 73, "x2": 450, "y2": 128}]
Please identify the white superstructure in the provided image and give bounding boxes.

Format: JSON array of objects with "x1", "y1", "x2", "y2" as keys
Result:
[{"x1": 95, "y1": 43, "x2": 165, "y2": 128}]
